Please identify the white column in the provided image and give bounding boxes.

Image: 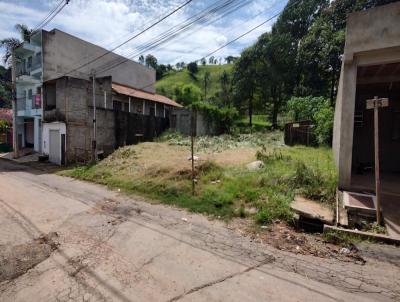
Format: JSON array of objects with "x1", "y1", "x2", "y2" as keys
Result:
[
  {"x1": 163, "y1": 104, "x2": 166, "y2": 118},
  {"x1": 128, "y1": 97, "x2": 131, "y2": 113},
  {"x1": 143, "y1": 100, "x2": 145, "y2": 115},
  {"x1": 104, "y1": 91, "x2": 107, "y2": 109},
  {"x1": 155, "y1": 103, "x2": 157, "y2": 117}
]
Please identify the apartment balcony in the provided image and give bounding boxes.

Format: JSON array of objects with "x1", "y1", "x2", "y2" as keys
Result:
[
  {"x1": 16, "y1": 95, "x2": 42, "y2": 117},
  {"x1": 16, "y1": 54, "x2": 42, "y2": 83},
  {"x1": 15, "y1": 42, "x2": 41, "y2": 57}
]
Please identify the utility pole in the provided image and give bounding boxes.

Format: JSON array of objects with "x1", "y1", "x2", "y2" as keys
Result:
[
  {"x1": 366, "y1": 96, "x2": 389, "y2": 225},
  {"x1": 11, "y1": 48, "x2": 19, "y2": 158},
  {"x1": 191, "y1": 108, "x2": 196, "y2": 196},
  {"x1": 91, "y1": 71, "x2": 97, "y2": 163}
]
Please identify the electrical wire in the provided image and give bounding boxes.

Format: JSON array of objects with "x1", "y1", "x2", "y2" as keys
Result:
[
  {"x1": 62, "y1": 0, "x2": 193, "y2": 77},
  {"x1": 31, "y1": 0, "x2": 65, "y2": 32},
  {"x1": 96, "y1": 0, "x2": 251, "y2": 75},
  {"x1": 37, "y1": 0, "x2": 298, "y2": 116}
]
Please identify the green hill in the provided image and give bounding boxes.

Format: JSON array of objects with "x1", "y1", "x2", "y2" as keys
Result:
[{"x1": 155, "y1": 64, "x2": 233, "y2": 99}]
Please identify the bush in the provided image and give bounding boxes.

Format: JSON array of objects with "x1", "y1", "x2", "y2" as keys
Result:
[
  {"x1": 292, "y1": 161, "x2": 336, "y2": 204},
  {"x1": 173, "y1": 83, "x2": 202, "y2": 106},
  {"x1": 287, "y1": 96, "x2": 334, "y2": 145},
  {"x1": 191, "y1": 102, "x2": 238, "y2": 133},
  {"x1": 314, "y1": 106, "x2": 334, "y2": 145}
]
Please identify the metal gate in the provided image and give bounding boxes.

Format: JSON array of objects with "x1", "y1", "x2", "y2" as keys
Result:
[{"x1": 49, "y1": 129, "x2": 60, "y2": 164}]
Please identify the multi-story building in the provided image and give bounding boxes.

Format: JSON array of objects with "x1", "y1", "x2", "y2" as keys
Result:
[{"x1": 15, "y1": 28, "x2": 156, "y2": 154}]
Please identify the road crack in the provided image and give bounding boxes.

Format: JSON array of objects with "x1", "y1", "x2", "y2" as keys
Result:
[{"x1": 167, "y1": 258, "x2": 273, "y2": 302}]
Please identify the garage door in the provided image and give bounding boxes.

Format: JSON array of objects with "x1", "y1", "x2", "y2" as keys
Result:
[{"x1": 49, "y1": 129, "x2": 60, "y2": 164}]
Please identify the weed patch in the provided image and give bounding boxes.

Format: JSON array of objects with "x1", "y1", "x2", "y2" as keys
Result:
[{"x1": 61, "y1": 133, "x2": 337, "y2": 226}]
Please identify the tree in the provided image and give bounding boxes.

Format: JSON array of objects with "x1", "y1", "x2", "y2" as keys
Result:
[
  {"x1": 200, "y1": 58, "x2": 206, "y2": 66},
  {"x1": 173, "y1": 84, "x2": 201, "y2": 106},
  {"x1": 225, "y1": 56, "x2": 237, "y2": 64},
  {"x1": 232, "y1": 46, "x2": 258, "y2": 126},
  {"x1": 138, "y1": 55, "x2": 145, "y2": 65},
  {"x1": 187, "y1": 62, "x2": 198, "y2": 74},
  {"x1": 145, "y1": 54, "x2": 158, "y2": 69},
  {"x1": 0, "y1": 66, "x2": 11, "y2": 108},
  {"x1": 208, "y1": 56, "x2": 215, "y2": 65},
  {"x1": 203, "y1": 70, "x2": 211, "y2": 100},
  {"x1": 0, "y1": 23, "x2": 33, "y2": 65},
  {"x1": 156, "y1": 64, "x2": 167, "y2": 80},
  {"x1": 219, "y1": 70, "x2": 231, "y2": 106}
]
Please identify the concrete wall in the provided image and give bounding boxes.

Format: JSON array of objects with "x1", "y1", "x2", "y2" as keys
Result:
[
  {"x1": 43, "y1": 76, "x2": 115, "y2": 163},
  {"x1": 42, "y1": 29, "x2": 155, "y2": 92},
  {"x1": 171, "y1": 108, "x2": 215, "y2": 136},
  {"x1": 333, "y1": 2, "x2": 400, "y2": 189}
]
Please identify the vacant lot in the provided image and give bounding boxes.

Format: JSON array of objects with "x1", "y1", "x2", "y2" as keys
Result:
[{"x1": 61, "y1": 132, "x2": 337, "y2": 226}]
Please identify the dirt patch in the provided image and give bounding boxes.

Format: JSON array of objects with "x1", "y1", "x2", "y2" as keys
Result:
[
  {"x1": 0, "y1": 232, "x2": 59, "y2": 282},
  {"x1": 105, "y1": 143, "x2": 258, "y2": 178},
  {"x1": 230, "y1": 219, "x2": 365, "y2": 264}
]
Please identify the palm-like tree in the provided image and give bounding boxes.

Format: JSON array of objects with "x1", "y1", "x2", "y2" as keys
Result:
[{"x1": 0, "y1": 24, "x2": 33, "y2": 65}]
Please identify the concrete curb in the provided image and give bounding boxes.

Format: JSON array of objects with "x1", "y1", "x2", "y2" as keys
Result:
[{"x1": 323, "y1": 225, "x2": 400, "y2": 245}]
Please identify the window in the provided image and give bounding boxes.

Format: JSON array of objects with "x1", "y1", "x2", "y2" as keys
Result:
[
  {"x1": 28, "y1": 89, "x2": 33, "y2": 100},
  {"x1": 27, "y1": 56, "x2": 32, "y2": 69}
]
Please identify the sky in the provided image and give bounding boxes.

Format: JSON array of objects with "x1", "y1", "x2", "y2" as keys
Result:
[{"x1": 0, "y1": 0, "x2": 288, "y2": 66}]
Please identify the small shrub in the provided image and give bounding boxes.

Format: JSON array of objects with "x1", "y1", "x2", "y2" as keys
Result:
[
  {"x1": 255, "y1": 193, "x2": 293, "y2": 225},
  {"x1": 256, "y1": 147, "x2": 291, "y2": 165},
  {"x1": 255, "y1": 209, "x2": 272, "y2": 224}
]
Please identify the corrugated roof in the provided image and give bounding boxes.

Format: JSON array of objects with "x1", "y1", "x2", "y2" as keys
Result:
[{"x1": 112, "y1": 83, "x2": 182, "y2": 108}]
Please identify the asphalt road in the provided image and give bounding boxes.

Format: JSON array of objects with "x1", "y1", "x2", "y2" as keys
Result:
[{"x1": 0, "y1": 159, "x2": 399, "y2": 302}]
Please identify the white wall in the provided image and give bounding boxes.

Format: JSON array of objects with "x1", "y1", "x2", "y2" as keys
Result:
[{"x1": 42, "y1": 122, "x2": 66, "y2": 163}]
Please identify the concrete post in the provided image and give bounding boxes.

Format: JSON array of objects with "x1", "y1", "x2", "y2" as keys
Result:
[{"x1": 11, "y1": 49, "x2": 19, "y2": 158}]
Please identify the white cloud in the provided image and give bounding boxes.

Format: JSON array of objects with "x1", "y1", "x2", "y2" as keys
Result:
[{"x1": 0, "y1": 0, "x2": 286, "y2": 66}]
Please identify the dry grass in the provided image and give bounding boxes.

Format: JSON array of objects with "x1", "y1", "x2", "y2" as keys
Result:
[{"x1": 101, "y1": 142, "x2": 258, "y2": 179}]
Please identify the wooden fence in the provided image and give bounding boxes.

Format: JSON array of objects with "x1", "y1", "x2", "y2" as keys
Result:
[{"x1": 284, "y1": 120, "x2": 315, "y2": 146}]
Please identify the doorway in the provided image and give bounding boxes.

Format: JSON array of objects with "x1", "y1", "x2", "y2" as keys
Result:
[{"x1": 49, "y1": 129, "x2": 60, "y2": 164}]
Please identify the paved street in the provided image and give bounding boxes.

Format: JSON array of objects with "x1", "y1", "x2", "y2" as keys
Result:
[{"x1": 0, "y1": 159, "x2": 399, "y2": 302}]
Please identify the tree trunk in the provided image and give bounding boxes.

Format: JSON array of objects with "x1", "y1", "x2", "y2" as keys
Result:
[
  {"x1": 271, "y1": 85, "x2": 278, "y2": 129},
  {"x1": 248, "y1": 91, "x2": 253, "y2": 127},
  {"x1": 204, "y1": 81, "x2": 207, "y2": 100}
]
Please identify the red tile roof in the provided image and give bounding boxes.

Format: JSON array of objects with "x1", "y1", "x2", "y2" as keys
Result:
[
  {"x1": 0, "y1": 109, "x2": 12, "y2": 124},
  {"x1": 112, "y1": 83, "x2": 182, "y2": 108}
]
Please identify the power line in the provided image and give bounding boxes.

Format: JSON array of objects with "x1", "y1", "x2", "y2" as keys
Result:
[
  {"x1": 96, "y1": 0, "x2": 251, "y2": 75},
  {"x1": 118, "y1": 0, "x2": 297, "y2": 94},
  {"x1": 36, "y1": 2, "x2": 290, "y2": 116},
  {"x1": 34, "y1": 0, "x2": 70, "y2": 32},
  {"x1": 63, "y1": 0, "x2": 193, "y2": 77},
  {"x1": 96, "y1": 0, "x2": 239, "y2": 73},
  {"x1": 32, "y1": 0, "x2": 65, "y2": 32},
  {"x1": 162, "y1": 0, "x2": 281, "y2": 63}
]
